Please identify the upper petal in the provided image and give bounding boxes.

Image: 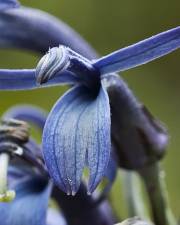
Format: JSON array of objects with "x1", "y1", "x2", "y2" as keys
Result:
[
  {"x1": 0, "y1": 0, "x2": 19, "y2": 11},
  {"x1": 94, "y1": 26, "x2": 180, "y2": 75},
  {"x1": 42, "y1": 84, "x2": 111, "y2": 195},
  {"x1": 0, "y1": 7, "x2": 97, "y2": 58},
  {"x1": 0, "y1": 69, "x2": 78, "y2": 90}
]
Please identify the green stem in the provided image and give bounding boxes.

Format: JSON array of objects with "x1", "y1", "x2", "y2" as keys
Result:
[
  {"x1": 0, "y1": 153, "x2": 9, "y2": 194},
  {"x1": 139, "y1": 163, "x2": 177, "y2": 225},
  {"x1": 115, "y1": 217, "x2": 152, "y2": 225},
  {"x1": 122, "y1": 171, "x2": 147, "y2": 218},
  {"x1": 0, "y1": 153, "x2": 15, "y2": 202}
]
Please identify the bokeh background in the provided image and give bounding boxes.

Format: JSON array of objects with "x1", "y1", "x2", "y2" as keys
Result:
[{"x1": 0, "y1": 0, "x2": 179, "y2": 218}]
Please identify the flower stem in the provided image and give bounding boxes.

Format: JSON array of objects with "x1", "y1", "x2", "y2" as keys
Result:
[
  {"x1": 122, "y1": 171, "x2": 147, "y2": 219},
  {"x1": 139, "y1": 163, "x2": 177, "y2": 225},
  {"x1": 115, "y1": 217, "x2": 152, "y2": 225},
  {"x1": 0, "y1": 153, "x2": 15, "y2": 202}
]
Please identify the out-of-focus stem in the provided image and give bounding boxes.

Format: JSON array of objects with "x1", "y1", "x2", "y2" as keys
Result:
[
  {"x1": 0, "y1": 153, "x2": 15, "y2": 202},
  {"x1": 122, "y1": 171, "x2": 147, "y2": 219},
  {"x1": 0, "y1": 153, "x2": 9, "y2": 194},
  {"x1": 115, "y1": 217, "x2": 152, "y2": 225},
  {"x1": 139, "y1": 163, "x2": 177, "y2": 225}
]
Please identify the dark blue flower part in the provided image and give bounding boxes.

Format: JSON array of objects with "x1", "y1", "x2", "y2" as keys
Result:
[
  {"x1": 0, "y1": 0, "x2": 19, "y2": 11},
  {"x1": 0, "y1": 176, "x2": 52, "y2": 225},
  {"x1": 43, "y1": 84, "x2": 111, "y2": 195},
  {"x1": 7, "y1": 166, "x2": 36, "y2": 186}
]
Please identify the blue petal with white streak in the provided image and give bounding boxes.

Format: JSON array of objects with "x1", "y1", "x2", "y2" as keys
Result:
[
  {"x1": 94, "y1": 27, "x2": 180, "y2": 75},
  {"x1": 42, "y1": 84, "x2": 111, "y2": 195},
  {"x1": 0, "y1": 176, "x2": 51, "y2": 225}
]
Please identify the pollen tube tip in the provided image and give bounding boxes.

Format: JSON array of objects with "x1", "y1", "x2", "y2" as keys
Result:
[
  {"x1": 71, "y1": 191, "x2": 76, "y2": 196},
  {"x1": 66, "y1": 191, "x2": 70, "y2": 196},
  {"x1": 36, "y1": 46, "x2": 69, "y2": 85},
  {"x1": 0, "y1": 190, "x2": 16, "y2": 202},
  {"x1": 87, "y1": 191, "x2": 92, "y2": 196}
]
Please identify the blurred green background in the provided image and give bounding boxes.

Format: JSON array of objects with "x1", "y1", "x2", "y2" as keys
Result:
[{"x1": 0, "y1": 0, "x2": 179, "y2": 218}]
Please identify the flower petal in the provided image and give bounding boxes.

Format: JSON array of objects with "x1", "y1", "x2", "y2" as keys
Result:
[
  {"x1": 8, "y1": 165, "x2": 42, "y2": 189},
  {"x1": 0, "y1": 176, "x2": 51, "y2": 225},
  {"x1": 3, "y1": 104, "x2": 47, "y2": 130},
  {"x1": 0, "y1": 7, "x2": 97, "y2": 58},
  {"x1": 47, "y1": 208, "x2": 67, "y2": 225},
  {"x1": 0, "y1": 69, "x2": 78, "y2": 90},
  {"x1": 101, "y1": 150, "x2": 117, "y2": 195},
  {"x1": 0, "y1": 0, "x2": 19, "y2": 11},
  {"x1": 43, "y1": 85, "x2": 111, "y2": 195},
  {"x1": 94, "y1": 27, "x2": 180, "y2": 75}
]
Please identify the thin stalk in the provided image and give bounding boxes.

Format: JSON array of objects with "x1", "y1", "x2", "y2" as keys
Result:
[
  {"x1": 139, "y1": 163, "x2": 177, "y2": 225},
  {"x1": 122, "y1": 171, "x2": 147, "y2": 219},
  {"x1": 0, "y1": 153, "x2": 15, "y2": 202},
  {"x1": 115, "y1": 217, "x2": 152, "y2": 225},
  {"x1": 0, "y1": 153, "x2": 9, "y2": 194}
]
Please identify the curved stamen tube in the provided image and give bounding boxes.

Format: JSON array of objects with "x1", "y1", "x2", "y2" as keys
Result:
[{"x1": 36, "y1": 46, "x2": 100, "y2": 91}]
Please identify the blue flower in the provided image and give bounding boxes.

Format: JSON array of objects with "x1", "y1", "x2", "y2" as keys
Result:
[
  {"x1": 0, "y1": 105, "x2": 115, "y2": 225},
  {"x1": 0, "y1": 6, "x2": 179, "y2": 195},
  {"x1": 35, "y1": 27, "x2": 180, "y2": 195},
  {"x1": 0, "y1": 115, "x2": 63, "y2": 225},
  {"x1": 3, "y1": 104, "x2": 117, "y2": 196}
]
